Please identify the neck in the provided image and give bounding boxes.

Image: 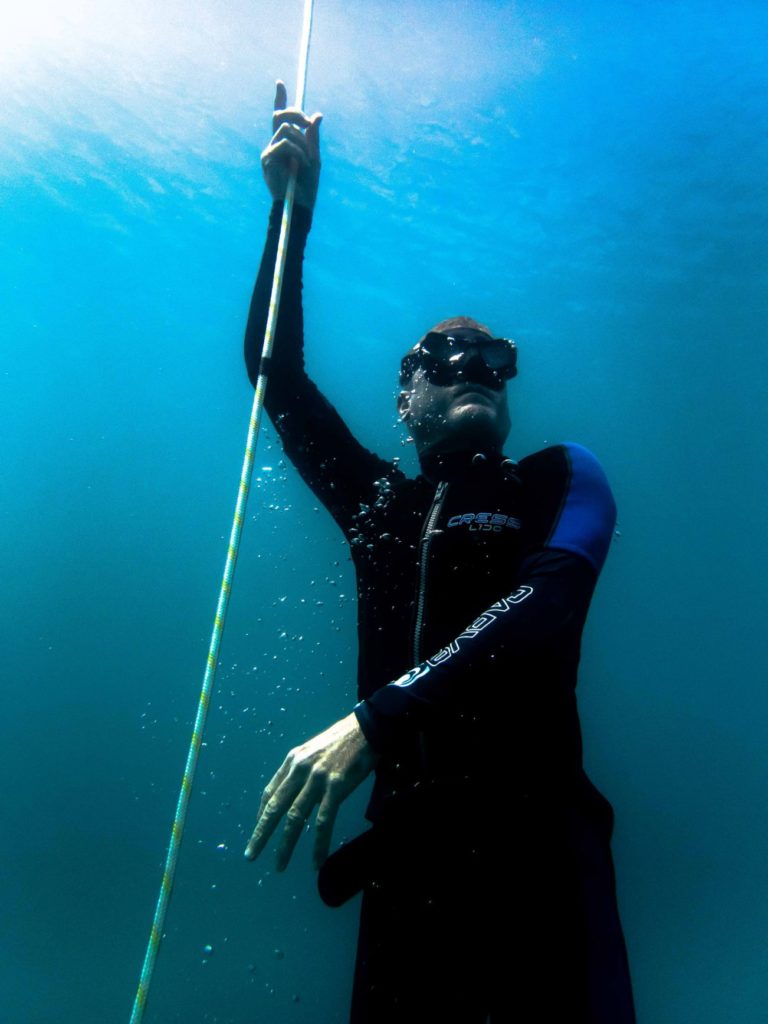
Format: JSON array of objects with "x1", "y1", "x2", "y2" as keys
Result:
[{"x1": 418, "y1": 444, "x2": 506, "y2": 482}]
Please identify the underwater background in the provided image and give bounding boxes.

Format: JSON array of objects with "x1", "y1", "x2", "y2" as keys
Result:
[{"x1": 2, "y1": 0, "x2": 767, "y2": 1020}]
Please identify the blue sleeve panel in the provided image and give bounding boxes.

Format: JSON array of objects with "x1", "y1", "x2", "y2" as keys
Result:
[
  {"x1": 546, "y1": 443, "x2": 616, "y2": 575},
  {"x1": 354, "y1": 444, "x2": 617, "y2": 755}
]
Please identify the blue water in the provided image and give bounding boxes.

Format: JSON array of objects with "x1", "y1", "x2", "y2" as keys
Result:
[{"x1": 2, "y1": 1, "x2": 767, "y2": 1020}]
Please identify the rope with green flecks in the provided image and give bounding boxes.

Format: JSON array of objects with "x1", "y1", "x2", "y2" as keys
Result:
[{"x1": 129, "y1": 2, "x2": 315, "y2": 1019}]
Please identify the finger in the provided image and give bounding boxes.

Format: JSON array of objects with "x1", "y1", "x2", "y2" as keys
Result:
[
  {"x1": 269, "y1": 122, "x2": 311, "y2": 161},
  {"x1": 312, "y1": 785, "x2": 340, "y2": 870},
  {"x1": 256, "y1": 774, "x2": 278, "y2": 822},
  {"x1": 244, "y1": 796, "x2": 283, "y2": 861},
  {"x1": 272, "y1": 107, "x2": 313, "y2": 133},
  {"x1": 305, "y1": 113, "x2": 323, "y2": 163},
  {"x1": 273, "y1": 79, "x2": 287, "y2": 112},
  {"x1": 244, "y1": 757, "x2": 297, "y2": 860},
  {"x1": 256, "y1": 752, "x2": 293, "y2": 819},
  {"x1": 275, "y1": 771, "x2": 325, "y2": 872},
  {"x1": 262, "y1": 138, "x2": 310, "y2": 176}
]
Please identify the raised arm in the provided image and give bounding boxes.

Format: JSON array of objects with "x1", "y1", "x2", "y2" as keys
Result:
[{"x1": 245, "y1": 82, "x2": 397, "y2": 534}]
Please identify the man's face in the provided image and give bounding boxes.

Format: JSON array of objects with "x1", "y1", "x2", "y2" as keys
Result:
[{"x1": 397, "y1": 330, "x2": 512, "y2": 456}]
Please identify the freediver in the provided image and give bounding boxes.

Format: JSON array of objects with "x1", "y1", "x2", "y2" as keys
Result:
[{"x1": 242, "y1": 81, "x2": 636, "y2": 1024}]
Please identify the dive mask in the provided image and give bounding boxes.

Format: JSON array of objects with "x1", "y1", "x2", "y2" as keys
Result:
[{"x1": 400, "y1": 331, "x2": 518, "y2": 389}]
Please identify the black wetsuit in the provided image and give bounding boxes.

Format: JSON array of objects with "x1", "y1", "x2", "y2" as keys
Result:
[{"x1": 245, "y1": 201, "x2": 636, "y2": 1024}]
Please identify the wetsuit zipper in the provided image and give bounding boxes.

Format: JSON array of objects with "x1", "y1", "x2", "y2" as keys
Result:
[{"x1": 411, "y1": 480, "x2": 449, "y2": 665}]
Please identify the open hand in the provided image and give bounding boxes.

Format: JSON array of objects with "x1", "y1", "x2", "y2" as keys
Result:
[
  {"x1": 244, "y1": 712, "x2": 379, "y2": 871},
  {"x1": 261, "y1": 79, "x2": 322, "y2": 211}
]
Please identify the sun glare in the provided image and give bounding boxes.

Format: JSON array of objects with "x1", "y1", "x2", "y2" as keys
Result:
[{"x1": 0, "y1": 1, "x2": 88, "y2": 67}]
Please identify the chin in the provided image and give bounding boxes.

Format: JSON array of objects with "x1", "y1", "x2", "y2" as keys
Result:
[
  {"x1": 446, "y1": 409, "x2": 502, "y2": 448},
  {"x1": 453, "y1": 403, "x2": 496, "y2": 426}
]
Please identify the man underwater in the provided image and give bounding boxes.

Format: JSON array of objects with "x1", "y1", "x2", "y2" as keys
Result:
[{"x1": 243, "y1": 81, "x2": 636, "y2": 1024}]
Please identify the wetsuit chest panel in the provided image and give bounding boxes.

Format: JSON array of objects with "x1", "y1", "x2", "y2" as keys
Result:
[
  {"x1": 416, "y1": 474, "x2": 525, "y2": 660},
  {"x1": 351, "y1": 477, "x2": 436, "y2": 697},
  {"x1": 351, "y1": 464, "x2": 526, "y2": 697},
  {"x1": 351, "y1": 445, "x2": 596, "y2": 702}
]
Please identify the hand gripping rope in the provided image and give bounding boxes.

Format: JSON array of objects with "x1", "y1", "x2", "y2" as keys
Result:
[{"x1": 129, "y1": 3, "x2": 315, "y2": 1020}]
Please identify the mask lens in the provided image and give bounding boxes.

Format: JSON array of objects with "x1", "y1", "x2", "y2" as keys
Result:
[
  {"x1": 421, "y1": 332, "x2": 455, "y2": 365},
  {"x1": 482, "y1": 340, "x2": 516, "y2": 374}
]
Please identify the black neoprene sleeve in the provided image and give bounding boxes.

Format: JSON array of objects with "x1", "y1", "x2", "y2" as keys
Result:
[
  {"x1": 353, "y1": 547, "x2": 597, "y2": 753},
  {"x1": 244, "y1": 201, "x2": 396, "y2": 534}
]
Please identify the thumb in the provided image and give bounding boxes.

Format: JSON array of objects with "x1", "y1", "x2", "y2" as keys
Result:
[{"x1": 307, "y1": 112, "x2": 323, "y2": 159}]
